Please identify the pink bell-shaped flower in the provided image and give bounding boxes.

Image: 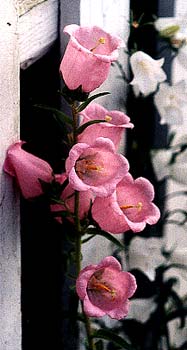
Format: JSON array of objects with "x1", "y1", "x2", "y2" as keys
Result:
[
  {"x1": 65, "y1": 137, "x2": 129, "y2": 197},
  {"x1": 76, "y1": 256, "x2": 137, "y2": 320},
  {"x1": 3, "y1": 141, "x2": 53, "y2": 199},
  {"x1": 78, "y1": 103, "x2": 133, "y2": 148},
  {"x1": 92, "y1": 173, "x2": 160, "y2": 233},
  {"x1": 60, "y1": 24, "x2": 124, "y2": 92}
]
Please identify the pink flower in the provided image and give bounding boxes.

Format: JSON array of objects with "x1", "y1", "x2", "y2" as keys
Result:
[
  {"x1": 3, "y1": 141, "x2": 53, "y2": 199},
  {"x1": 76, "y1": 256, "x2": 137, "y2": 319},
  {"x1": 60, "y1": 24, "x2": 124, "y2": 92},
  {"x1": 51, "y1": 173, "x2": 93, "y2": 223},
  {"x1": 65, "y1": 137, "x2": 129, "y2": 197},
  {"x1": 92, "y1": 173, "x2": 160, "y2": 233},
  {"x1": 78, "y1": 103, "x2": 133, "y2": 148}
]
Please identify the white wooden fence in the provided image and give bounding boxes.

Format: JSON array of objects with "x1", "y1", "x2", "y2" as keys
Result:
[
  {"x1": 0, "y1": 0, "x2": 129, "y2": 347},
  {"x1": 1, "y1": 0, "x2": 130, "y2": 348},
  {"x1": 0, "y1": 1, "x2": 20, "y2": 349}
]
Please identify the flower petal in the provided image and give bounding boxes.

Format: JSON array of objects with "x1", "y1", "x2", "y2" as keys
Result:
[
  {"x1": 4, "y1": 141, "x2": 53, "y2": 198},
  {"x1": 60, "y1": 25, "x2": 124, "y2": 92}
]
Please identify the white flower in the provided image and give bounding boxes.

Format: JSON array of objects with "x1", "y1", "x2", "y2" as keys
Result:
[
  {"x1": 154, "y1": 81, "x2": 187, "y2": 125},
  {"x1": 129, "y1": 237, "x2": 165, "y2": 280},
  {"x1": 130, "y1": 51, "x2": 166, "y2": 96},
  {"x1": 151, "y1": 148, "x2": 173, "y2": 181},
  {"x1": 154, "y1": 16, "x2": 187, "y2": 48},
  {"x1": 170, "y1": 148, "x2": 187, "y2": 185},
  {"x1": 129, "y1": 297, "x2": 156, "y2": 323},
  {"x1": 151, "y1": 134, "x2": 187, "y2": 184},
  {"x1": 168, "y1": 133, "x2": 187, "y2": 185},
  {"x1": 155, "y1": 17, "x2": 182, "y2": 38},
  {"x1": 176, "y1": 45, "x2": 187, "y2": 70},
  {"x1": 155, "y1": 15, "x2": 187, "y2": 70},
  {"x1": 170, "y1": 248, "x2": 187, "y2": 266},
  {"x1": 170, "y1": 133, "x2": 187, "y2": 150},
  {"x1": 129, "y1": 236, "x2": 187, "y2": 285}
]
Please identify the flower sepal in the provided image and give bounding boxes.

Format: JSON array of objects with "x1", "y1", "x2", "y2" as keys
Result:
[
  {"x1": 39, "y1": 177, "x2": 69, "y2": 202},
  {"x1": 61, "y1": 84, "x2": 90, "y2": 103}
]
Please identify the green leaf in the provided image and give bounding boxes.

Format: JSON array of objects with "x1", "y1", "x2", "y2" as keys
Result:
[
  {"x1": 76, "y1": 119, "x2": 106, "y2": 135},
  {"x1": 87, "y1": 227, "x2": 125, "y2": 250},
  {"x1": 95, "y1": 340, "x2": 104, "y2": 350},
  {"x1": 91, "y1": 329, "x2": 136, "y2": 350},
  {"x1": 81, "y1": 234, "x2": 96, "y2": 244},
  {"x1": 77, "y1": 91, "x2": 110, "y2": 113},
  {"x1": 34, "y1": 104, "x2": 73, "y2": 126}
]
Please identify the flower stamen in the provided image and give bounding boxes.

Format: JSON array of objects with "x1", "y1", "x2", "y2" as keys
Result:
[
  {"x1": 171, "y1": 37, "x2": 187, "y2": 48},
  {"x1": 120, "y1": 202, "x2": 143, "y2": 211},
  {"x1": 132, "y1": 21, "x2": 139, "y2": 29},
  {"x1": 86, "y1": 163, "x2": 103, "y2": 172},
  {"x1": 75, "y1": 158, "x2": 103, "y2": 179},
  {"x1": 105, "y1": 115, "x2": 112, "y2": 122},
  {"x1": 139, "y1": 60, "x2": 150, "y2": 72},
  {"x1": 90, "y1": 37, "x2": 106, "y2": 52},
  {"x1": 88, "y1": 276, "x2": 116, "y2": 300}
]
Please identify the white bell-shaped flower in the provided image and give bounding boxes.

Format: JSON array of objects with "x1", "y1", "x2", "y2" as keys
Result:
[
  {"x1": 170, "y1": 148, "x2": 187, "y2": 185},
  {"x1": 151, "y1": 149, "x2": 173, "y2": 181},
  {"x1": 154, "y1": 81, "x2": 187, "y2": 125},
  {"x1": 130, "y1": 51, "x2": 166, "y2": 96},
  {"x1": 155, "y1": 15, "x2": 187, "y2": 48},
  {"x1": 155, "y1": 15, "x2": 187, "y2": 69}
]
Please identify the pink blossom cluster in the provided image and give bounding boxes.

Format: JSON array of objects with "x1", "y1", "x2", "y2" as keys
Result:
[
  {"x1": 3, "y1": 24, "x2": 161, "y2": 320},
  {"x1": 4, "y1": 103, "x2": 160, "y2": 235}
]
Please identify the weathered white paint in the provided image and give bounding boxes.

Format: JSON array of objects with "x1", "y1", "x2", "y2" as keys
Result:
[
  {"x1": 0, "y1": 0, "x2": 21, "y2": 349},
  {"x1": 19, "y1": 0, "x2": 58, "y2": 69},
  {"x1": 18, "y1": 0, "x2": 47, "y2": 16}
]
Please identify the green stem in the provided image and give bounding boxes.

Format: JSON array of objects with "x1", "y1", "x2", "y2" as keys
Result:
[
  {"x1": 72, "y1": 102, "x2": 82, "y2": 273},
  {"x1": 71, "y1": 101, "x2": 95, "y2": 350},
  {"x1": 72, "y1": 102, "x2": 78, "y2": 144},
  {"x1": 74, "y1": 190, "x2": 81, "y2": 274},
  {"x1": 83, "y1": 307, "x2": 95, "y2": 350},
  {"x1": 74, "y1": 193, "x2": 95, "y2": 350}
]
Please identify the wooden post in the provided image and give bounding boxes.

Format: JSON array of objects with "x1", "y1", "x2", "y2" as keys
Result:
[{"x1": 0, "y1": 0, "x2": 21, "y2": 349}]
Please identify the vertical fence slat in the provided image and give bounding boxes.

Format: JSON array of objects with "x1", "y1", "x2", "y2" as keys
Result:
[{"x1": 0, "y1": 0, "x2": 21, "y2": 349}]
